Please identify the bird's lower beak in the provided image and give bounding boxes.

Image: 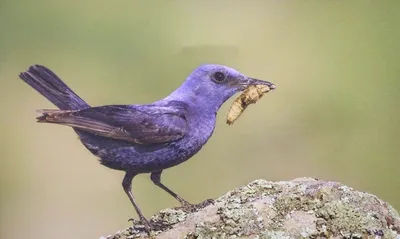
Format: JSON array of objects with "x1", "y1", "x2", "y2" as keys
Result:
[{"x1": 242, "y1": 78, "x2": 276, "y2": 91}]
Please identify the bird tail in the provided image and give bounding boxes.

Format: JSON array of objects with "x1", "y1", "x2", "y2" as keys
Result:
[{"x1": 19, "y1": 65, "x2": 89, "y2": 110}]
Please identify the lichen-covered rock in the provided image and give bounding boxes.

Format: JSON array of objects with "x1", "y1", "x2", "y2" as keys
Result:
[{"x1": 101, "y1": 178, "x2": 400, "y2": 239}]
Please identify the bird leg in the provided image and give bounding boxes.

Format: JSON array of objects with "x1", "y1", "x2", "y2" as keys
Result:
[
  {"x1": 122, "y1": 172, "x2": 150, "y2": 228},
  {"x1": 123, "y1": 172, "x2": 172, "y2": 233},
  {"x1": 150, "y1": 171, "x2": 213, "y2": 212}
]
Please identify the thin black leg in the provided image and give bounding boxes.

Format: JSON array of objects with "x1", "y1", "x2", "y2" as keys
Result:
[
  {"x1": 122, "y1": 172, "x2": 149, "y2": 226},
  {"x1": 150, "y1": 170, "x2": 192, "y2": 207}
]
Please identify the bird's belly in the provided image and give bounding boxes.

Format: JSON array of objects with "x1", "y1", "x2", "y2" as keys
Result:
[
  {"x1": 99, "y1": 139, "x2": 205, "y2": 173},
  {"x1": 80, "y1": 128, "x2": 213, "y2": 173}
]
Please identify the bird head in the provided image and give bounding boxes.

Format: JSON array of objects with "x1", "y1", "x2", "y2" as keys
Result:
[{"x1": 165, "y1": 64, "x2": 276, "y2": 113}]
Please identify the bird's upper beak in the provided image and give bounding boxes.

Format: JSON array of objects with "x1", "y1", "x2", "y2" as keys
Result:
[{"x1": 240, "y1": 77, "x2": 276, "y2": 91}]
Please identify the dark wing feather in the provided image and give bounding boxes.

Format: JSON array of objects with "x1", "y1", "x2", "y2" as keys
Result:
[{"x1": 37, "y1": 102, "x2": 188, "y2": 145}]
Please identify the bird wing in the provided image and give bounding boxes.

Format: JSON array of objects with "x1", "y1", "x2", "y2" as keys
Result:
[{"x1": 37, "y1": 101, "x2": 188, "y2": 145}]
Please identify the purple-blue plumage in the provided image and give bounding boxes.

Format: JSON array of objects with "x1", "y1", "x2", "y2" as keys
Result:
[{"x1": 19, "y1": 64, "x2": 275, "y2": 230}]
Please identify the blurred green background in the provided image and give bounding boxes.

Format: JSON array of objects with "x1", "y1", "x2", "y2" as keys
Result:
[{"x1": 1, "y1": 1, "x2": 399, "y2": 238}]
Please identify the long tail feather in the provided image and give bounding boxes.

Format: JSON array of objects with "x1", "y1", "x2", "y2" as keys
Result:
[{"x1": 19, "y1": 65, "x2": 89, "y2": 110}]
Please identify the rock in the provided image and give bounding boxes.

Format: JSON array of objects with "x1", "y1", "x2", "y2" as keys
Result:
[{"x1": 101, "y1": 178, "x2": 400, "y2": 239}]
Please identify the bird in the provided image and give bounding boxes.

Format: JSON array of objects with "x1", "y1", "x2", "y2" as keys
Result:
[{"x1": 19, "y1": 64, "x2": 276, "y2": 230}]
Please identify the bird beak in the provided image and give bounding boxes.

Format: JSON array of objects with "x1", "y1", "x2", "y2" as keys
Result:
[{"x1": 242, "y1": 77, "x2": 276, "y2": 91}]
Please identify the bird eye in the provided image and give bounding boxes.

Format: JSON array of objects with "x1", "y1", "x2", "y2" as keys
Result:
[{"x1": 213, "y1": 71, "x2": 226, "y2": 83}]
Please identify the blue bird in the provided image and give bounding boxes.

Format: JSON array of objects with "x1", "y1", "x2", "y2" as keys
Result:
[{"x1": 19, "y1": 64, "x2": 275, "y2": 230}]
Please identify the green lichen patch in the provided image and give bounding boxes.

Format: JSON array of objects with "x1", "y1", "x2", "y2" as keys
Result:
[
  {"x1": 151, "y1": 208, "x2": 188, "y2": 225},
  {"x1": 268, "y1": 178, "x2": 399, "y2": 238},
  {"x1": 217, "y1": 179, "x2": 280, "y2": 205},
  {"x1": 184, "y1": 199, "x2": 264, "y2": 238}
]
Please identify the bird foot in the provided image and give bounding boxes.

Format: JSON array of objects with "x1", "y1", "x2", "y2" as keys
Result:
[
  {"x1": 175, "y1": 198, "x2": 214, "y2": 213},
  {"x1": 127, "y1": 199, "x2": 214, "y2": 234},
  {"x1": 128, "y1": 217, "x2": 172, "y2": 234}
]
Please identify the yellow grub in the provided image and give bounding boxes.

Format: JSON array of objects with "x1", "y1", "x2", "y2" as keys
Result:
[{"x1": 226, "y1": 85, "x2": 271, "y2": 125}]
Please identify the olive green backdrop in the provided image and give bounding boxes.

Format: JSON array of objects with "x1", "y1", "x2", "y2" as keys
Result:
[{"x1": 1, "y1": 1, "x2": 399, "y2": 239}]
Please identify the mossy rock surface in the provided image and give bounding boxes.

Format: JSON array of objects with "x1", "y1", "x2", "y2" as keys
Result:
[{"x1": 102, "y1": 178, "x2": 400, "y2": 239}]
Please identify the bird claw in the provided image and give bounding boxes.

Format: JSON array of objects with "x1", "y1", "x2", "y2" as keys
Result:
[
  {"x1": 196, "y1": 198, "x2": 215, "y2": 209},
  {"x1": 175, "y1": 198, "x2": 215, "y2": 212},
  {"x1": 128, "y1": 217, "x2": 171, "y2": 234},
  {"x1": 127, "y1": 199, "x2": 215, "y2": 234},
  {"x1": 148, "y1": 220, "x2": 173, "y2": 231},
  {"x1": 128, "y1": 217, "x2": 151, "y2": 233}
]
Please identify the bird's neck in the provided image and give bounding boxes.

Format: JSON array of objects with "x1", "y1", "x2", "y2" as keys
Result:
[
  {"x1": 163, "y1": 86, "x2": 222, "y2": 115},
  {"x1": 162, "y1": 85, "x2": 219, "y2": 144}
]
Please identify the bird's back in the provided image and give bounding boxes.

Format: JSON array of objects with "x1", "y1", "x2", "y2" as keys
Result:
[{"x1": 77, "y1": 103, "x2": 216, "y2": 173}]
